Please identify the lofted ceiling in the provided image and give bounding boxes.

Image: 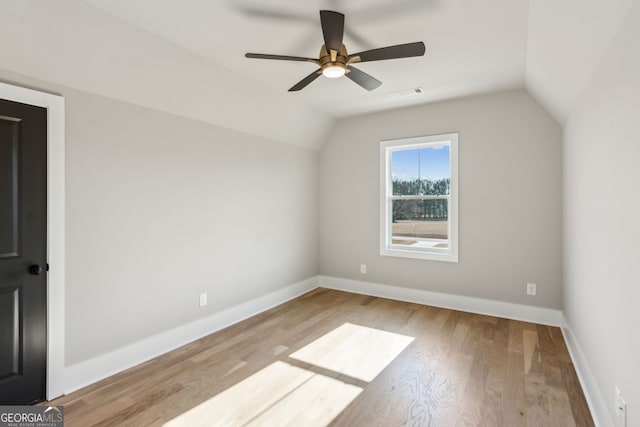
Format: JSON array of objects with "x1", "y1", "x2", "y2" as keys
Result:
[
  {"x1": 526, "y1": 0, "x2": 635, "y2": 122},
  {"x1": 0, "y1": 0, "x2": 635, "y2": 148},
  {"x1": 84, "y1": 0, "x2": 529, "y2": 118}
]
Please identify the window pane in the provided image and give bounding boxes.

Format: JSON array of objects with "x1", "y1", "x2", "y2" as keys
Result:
[
  {"x1": 381, "y1": 133, "x2": 457, "y2": 261},
  {"x1": 391, "y1": 199, "x2": 448, "y2": 247},
  {"x1": 391, "y1": 146, "x2": 450, "y2": 196}
]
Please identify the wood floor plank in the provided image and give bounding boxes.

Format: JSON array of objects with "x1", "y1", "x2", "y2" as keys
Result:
[
  {"x1": 503, "y1": 350, "x2": 528, "y2": 427},
  {"x1": 524, "y1": 327, "x2": 552, "y2": 427},
  {"x1": 561, "y1": 361, "x2": 596, "y2": 427},
  {"x1": 45, "y1": 289, "x2": 594, "y2": 426},
  {"x1": 548, "y1": 386, "x2": 577, "y2": 427}
]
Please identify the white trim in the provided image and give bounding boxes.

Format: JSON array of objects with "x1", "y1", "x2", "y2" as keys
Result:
[
  {"x1": 561, "y1": 315, "x2": 611, "y2": 427},
  {"x1": 379, "y1": 133, "x2": 459, "y2": 262},
  {"x1": 0, "y1": 82, "x2": 66, "y2": 400},
  {"x1": 61, "y1": 276, "x2": 319, "y2": 395},
  {"x1": 55, "y1": 274, "x2": 570, "y2": 397},
  {"x1": 319, "y1": 275, "x2": 562, "y2": 326}
]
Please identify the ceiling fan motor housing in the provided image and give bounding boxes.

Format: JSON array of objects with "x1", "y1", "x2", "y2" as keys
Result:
[{"x1": 319, "y1": 44, "x2": 349, "y2": 76}]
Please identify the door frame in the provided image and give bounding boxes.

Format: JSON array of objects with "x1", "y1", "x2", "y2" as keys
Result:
[{"x1": 0, "y1": 81, "x2": 65, "y2": 400}]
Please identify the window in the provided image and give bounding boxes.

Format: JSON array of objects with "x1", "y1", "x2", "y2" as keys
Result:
[{"x1": 380, "y1": 133, "x2": 458, "y2": 262}]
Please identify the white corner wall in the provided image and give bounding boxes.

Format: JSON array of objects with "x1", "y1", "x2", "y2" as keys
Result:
[
  {"x1": 563, "y1": 1, "x2": 640, "y2": 426},
  {"x1": 320, "y1": 90, "x2": 563, "y2": 309}
]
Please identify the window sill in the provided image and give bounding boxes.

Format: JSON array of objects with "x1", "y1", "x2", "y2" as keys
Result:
[{"x1": 380, "y1": 247, "x2": 458, "y2": 262}]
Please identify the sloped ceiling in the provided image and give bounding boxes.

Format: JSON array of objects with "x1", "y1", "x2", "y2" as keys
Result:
[
  {"x1": 0, "y1": 0, "x2": 636, "y2": 148},
  {"x1": 0, "y1": 0, "x2": 332, "y2": 149},
  {"x1": 526, "y1": 0, "x2": 636, "y2": 122},
  {"x1": 84, "y1": 0, "x2": 529, "y2": 118}
]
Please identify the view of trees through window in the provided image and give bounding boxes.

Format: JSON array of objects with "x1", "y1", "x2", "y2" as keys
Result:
[{"x1": 391, "y1": 145, "x2": 450, "y2": 244}]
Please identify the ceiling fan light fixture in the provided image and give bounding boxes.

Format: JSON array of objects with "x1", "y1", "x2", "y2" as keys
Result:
[
  {"x1": 322, "y1": 64, "x2": 346, "y2": 78},
  {"x1": 245, "y1": 10, "x2": 426, "y2": 91}
]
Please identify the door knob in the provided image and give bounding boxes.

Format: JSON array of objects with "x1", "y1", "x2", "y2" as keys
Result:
[{"x1": 28, "y1": 264, "x2": 43, "y2": 275}]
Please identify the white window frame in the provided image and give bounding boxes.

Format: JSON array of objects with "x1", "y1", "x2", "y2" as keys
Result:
[{"x1": 380, "y1": 133, "x2": 458, "y2": 262}]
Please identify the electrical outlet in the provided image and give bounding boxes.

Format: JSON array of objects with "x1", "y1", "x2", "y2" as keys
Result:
[
  {"x1": 615, "y1": 387, "x2": 627, "y2": 427},
  {"x1": 526, "y1": 283, "x2": 537, "y2": 296},
  {"x1": 199, "y1": 293, "x2": 207, "y2": 307},
  {"x1": 360, "y1": 264, "x2": 367, "y2": 274}
]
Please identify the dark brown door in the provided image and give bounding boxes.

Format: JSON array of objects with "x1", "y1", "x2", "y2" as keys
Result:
[{"x1": 0, "y1": 98, "x2": 47, "y2": 404}]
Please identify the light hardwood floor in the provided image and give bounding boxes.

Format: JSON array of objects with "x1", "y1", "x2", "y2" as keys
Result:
[{"x1": 47, "y1": 288, "x2": 594, "y2": 426}]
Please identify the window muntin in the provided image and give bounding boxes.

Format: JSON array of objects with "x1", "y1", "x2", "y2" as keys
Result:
[{"x1": 380, "y1": 134, "x2": 458, "y2": 262}]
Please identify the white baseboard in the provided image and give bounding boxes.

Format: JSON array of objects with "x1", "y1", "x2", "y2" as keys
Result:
[
  {"x1": 319, "y1": 275, "x2": 562, "y2": 326},
  {"x1": 561, "y1": 316, "x2": 612, "y2": 427},
  {"x1": 60, "y1": 276, "x2": 320, "y2": 396},
  {"x1": 59, "y1": 275, "x2": 566, "y2": 398}
]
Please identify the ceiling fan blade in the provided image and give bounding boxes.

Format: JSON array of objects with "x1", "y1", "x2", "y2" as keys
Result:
[
  {"x1": 344, "y1": 28, "x2": 376, "y2": 50},
  {"x1": 245, "y1": 53, "x2": 320, "y2": 64},
  {"x1": 320, "y1": 10, "x2": 344, "y2": 55},
  {"x1": 238, "y1": 7, "x2": 313, "y2": 24},
  {"x1": 289, "y1": 69, "x2": 322, "y2": 92},
  {"x1": 346, "y1": 66, "x2": 382, "y2": 91},
  {"x1": 348, "y1": 42, "x2": 426, "y2": 63},
  {"x1": 350, "y1": 0, "x2": 436, "y2": 24}
]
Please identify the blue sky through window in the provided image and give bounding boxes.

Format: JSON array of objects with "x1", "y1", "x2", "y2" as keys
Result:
[{"x1": 391, "y1": 145, "x2": 450, "y2": 181}]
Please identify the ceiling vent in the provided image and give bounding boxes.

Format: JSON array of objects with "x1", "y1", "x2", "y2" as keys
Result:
[{"x1": 388, "y1": 87, "x2": 424, "y2": 99}]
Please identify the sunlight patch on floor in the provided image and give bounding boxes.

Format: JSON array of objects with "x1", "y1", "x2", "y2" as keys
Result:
[
  {"x1": 289, "y1": 322, "x2": 414, "y2": 382},
  {"x1": 164, "y1": 322, "x2": 414, "y2": 426},
  {"x1": 163, "y1": 361, "x2": 362, "y2": 427}
]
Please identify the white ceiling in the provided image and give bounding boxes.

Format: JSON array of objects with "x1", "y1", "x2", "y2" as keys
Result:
[
  {"x1": 84, "y1": 0, "x2": 529, "y2": 118},
  {"x1": 526, "y1": 0, "x2": 635, "y2": 122},
  {"x1": 0, "y1": 0, "x2": 332, "y2": 149},
  {"x1": 1, "y1": 0, "x2": 635, "y2": 148}
]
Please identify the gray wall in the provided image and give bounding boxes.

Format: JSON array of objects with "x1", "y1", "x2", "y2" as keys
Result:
[
  {"x1": 563, "y1": 0, "x2": 640, "y2": 424},
  {"x1": 320, "y1": 90, "x2": 563, "y2": 308},
  {"x1": 0, "y1": 69, "x2": 319, "y2": 365}
]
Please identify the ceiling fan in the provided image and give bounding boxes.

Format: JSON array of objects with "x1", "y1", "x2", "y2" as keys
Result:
[{"x1": 245, "y1": 10, "x2": 426, "y2": 92}]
